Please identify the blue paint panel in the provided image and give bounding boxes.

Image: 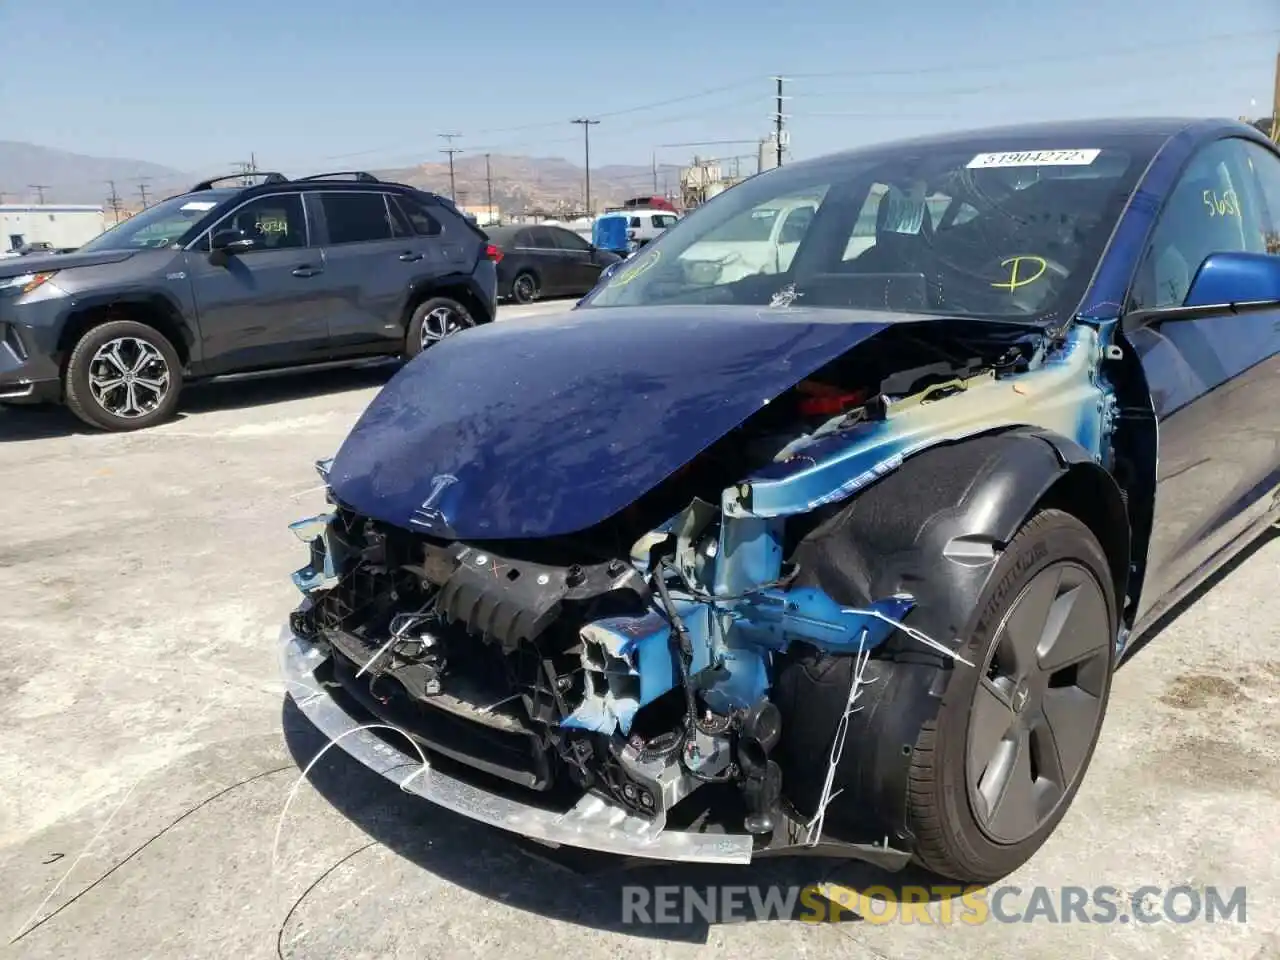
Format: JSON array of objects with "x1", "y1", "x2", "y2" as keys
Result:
[{"x1": 326, "y1": 307, "x2": 895, "y2": 540}]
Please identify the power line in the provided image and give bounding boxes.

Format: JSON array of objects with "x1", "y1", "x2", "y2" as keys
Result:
[
  {"x1": 315, "y1": 79, "x2": 760, "y2": 165},
  {"x1": 571, "y1": 118, "x2": 600, "y2": 215}
]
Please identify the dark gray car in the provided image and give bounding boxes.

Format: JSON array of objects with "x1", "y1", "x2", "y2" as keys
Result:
[{"x1": 0, "y1": 171, "x2": 500, "y2": 431}]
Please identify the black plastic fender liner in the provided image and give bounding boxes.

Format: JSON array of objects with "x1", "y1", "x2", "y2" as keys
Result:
[{"x1": 772, "y1": 427, "x2": 1130, "y2": 845}]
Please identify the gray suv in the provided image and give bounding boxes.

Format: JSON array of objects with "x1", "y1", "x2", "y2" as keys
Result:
[{"x1": 0, "y1": 171, "x2": 500, "y2": 431}]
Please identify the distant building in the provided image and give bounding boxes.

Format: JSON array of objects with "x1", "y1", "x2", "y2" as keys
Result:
[
  {"x1": 456, "y1": 204, "x2": 501, "y2": 226},
  {"x1": 1, "y1": 204, "x2": 107, "y2": 253}
]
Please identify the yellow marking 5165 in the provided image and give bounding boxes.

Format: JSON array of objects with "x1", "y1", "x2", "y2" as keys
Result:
[{"x1": 991, "y1": 255, "x2": 1047, "y2": 291}]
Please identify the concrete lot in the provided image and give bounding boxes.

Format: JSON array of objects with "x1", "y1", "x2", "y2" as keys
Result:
[{"x1": 1, "y1": 297, "x2": 1278, "y2": 959}]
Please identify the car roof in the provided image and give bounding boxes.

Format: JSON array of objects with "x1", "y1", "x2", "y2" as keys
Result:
[{"x1": 788, "y1": 117, "x2": 1253, "y2": 171}]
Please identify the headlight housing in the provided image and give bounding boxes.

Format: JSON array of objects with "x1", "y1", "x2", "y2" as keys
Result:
[{"x1": 0, "y1": 272, "x2": 58, "y2": 296}]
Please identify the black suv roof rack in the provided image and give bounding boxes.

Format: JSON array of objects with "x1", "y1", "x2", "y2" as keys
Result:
[
  {"x1": 294, "y1": 171, "x2": 380, "y2": 183},
  {"x1": 189, "y1": 171, "x2": 288, "y2": 192}
]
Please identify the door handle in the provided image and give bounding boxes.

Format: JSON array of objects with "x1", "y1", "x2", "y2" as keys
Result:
[
  {"x1": 398, "y1": 251, "x2": 424, "y2": 262},
  {"x1": 292, "y1": 265, "x2": 322, "y2": 278}
]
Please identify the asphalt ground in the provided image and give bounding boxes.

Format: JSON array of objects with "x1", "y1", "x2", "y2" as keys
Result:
[{"x1": 1, "y1": 296, "x2": 1277, "y2": 959}]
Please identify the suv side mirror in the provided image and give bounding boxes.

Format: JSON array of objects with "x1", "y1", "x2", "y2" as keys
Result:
[{"x1": 209, "y1": 230, "x2": 255, "y2": 263}]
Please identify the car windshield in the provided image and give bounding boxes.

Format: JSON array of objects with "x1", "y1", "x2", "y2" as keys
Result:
[
  {"x1": 583, "y1": 140, "x2": 1149, "y2": 324},
  {"x1": 78, "y1": 192, "x2": 233, "y2": 252}
]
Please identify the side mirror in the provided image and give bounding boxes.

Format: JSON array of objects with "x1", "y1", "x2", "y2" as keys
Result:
[
  {"x1": 1184, "y1": 251, "x2": 1280, "y2": 307},
  {"x1": 1126, "y1": 251, "x2": 1280, "y2": 326},
  {"x1": 209, "y1": 230, "x2": 255, "y2": 262}
]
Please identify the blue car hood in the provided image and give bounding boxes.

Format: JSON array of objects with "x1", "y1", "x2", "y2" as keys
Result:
[{"x1": 327, "y1": 306, "x2": 899, "y2": 540}]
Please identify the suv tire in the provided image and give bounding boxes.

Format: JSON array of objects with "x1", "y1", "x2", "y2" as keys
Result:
[
  {"x1": 907, "y1": 509, "x2": 1117, "y2": 882},
  {"x1": 64, "y1": 320, "x2": 184, "y2": 432},
  {"x1": 405, "y1": 296, "x2": 474, "y2": 359}
]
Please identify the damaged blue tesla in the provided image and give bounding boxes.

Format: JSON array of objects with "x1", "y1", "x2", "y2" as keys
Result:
[{"x1": 280, "y1": 118, "x2": 1280, "y2": 882}]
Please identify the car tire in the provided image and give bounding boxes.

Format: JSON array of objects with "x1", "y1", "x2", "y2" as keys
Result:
[
  {"x1": 405, "y1": 296, "x2": 474, "y2": 359},
  {"x1": 63, "y1": 320, "x2": 184, "y2": 432},
  {"x1": 907, "y1": 508, "x2": 1117, "y2": 882},
  {"x1": 511, "y1": 271, "x2": 538, "y2": 304}
]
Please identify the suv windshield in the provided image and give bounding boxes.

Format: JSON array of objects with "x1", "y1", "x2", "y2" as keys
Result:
[
  {"x1": 583, "y1": 141, "x2": 1147, "y2": 324},
  {"x1": 78, "y1": 192, "x2": 235, "y2": 253}
]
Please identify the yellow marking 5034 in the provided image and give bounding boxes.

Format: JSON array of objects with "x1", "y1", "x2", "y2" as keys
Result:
[{"x1": 991, "y1": 255, "x2": 1047, "y2": 292}]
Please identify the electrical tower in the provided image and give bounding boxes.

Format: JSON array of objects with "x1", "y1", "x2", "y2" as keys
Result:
[
  {"x1": 571, "y1": 118, "x2": 600, "y2": 216},
  {"x1": 439, "y1": 133, "x2": 462, "y2": 202},
  {"x1": 29, "y1": 184, "x2": 50, "y2": 204}
]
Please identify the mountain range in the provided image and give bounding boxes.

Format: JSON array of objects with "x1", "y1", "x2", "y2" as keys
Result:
[{"x1": 0, "y1": 141, "x2": 676, "y2": 213}]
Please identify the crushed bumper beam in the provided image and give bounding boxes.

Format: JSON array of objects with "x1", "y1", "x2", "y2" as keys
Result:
[{"x1": 279, "y1": 627, "x2": 755, "y2": 865}]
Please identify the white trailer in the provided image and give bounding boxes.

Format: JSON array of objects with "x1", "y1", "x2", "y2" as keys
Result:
[{"x1": 0, "y1": 205, "x2": 107, "y2": 253}]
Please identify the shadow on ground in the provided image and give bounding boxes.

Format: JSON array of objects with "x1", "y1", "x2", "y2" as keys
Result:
[
  {"x1": 0, "y1": 361, "x2": 400, "y2": 442},
  {"x1": 281, "y1": 701, "x2": 948, "y2": 943}
]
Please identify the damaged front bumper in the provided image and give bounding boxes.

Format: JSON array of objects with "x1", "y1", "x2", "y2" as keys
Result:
[{"x1": 281, "y1": 625, "x2": 757, "y2": 864}]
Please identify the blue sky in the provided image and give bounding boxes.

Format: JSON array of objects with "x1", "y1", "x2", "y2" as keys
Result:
[{"x1": 1, "y1": 0, "x2": 1276, "y2": 183}]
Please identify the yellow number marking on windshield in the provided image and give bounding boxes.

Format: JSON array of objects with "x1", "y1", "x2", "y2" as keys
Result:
[
  {"x1": 990, "y1": 255, "x2": 1048, "y2": 292},
  {"x1": 611, "y1": 250, "x2": 661, "y2": 286}
]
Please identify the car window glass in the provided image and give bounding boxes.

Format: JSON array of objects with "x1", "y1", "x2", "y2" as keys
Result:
[
  {"x1": 320, "y1": 192, "x2": 394, "y2": 245},
  {"x1": 589, "y1": 143, "x2": 1142, "y2": 321},
  {"x1": 778, "y1": 205, "x2": 816, "y2": 245},
  {"x1": 221, "y1": 194, "x2": 308, "y2": 251},
  {"x1": 1241, "y1": 141, "x2": 1280, "y2": 254},
  {"x1": 528, "y1": 227, "x2": 558, "y2": 249},
  {"x1": 385, "y1": 195, "x2": 414, "y2": 238},
  {"x1": 1130, "y1": 138, "x2": 1270, "y2": 309},
  {"x1": 552, "y1": 228, "x2": 592, "y2": 251},
  {"x1": 392, "y1": 196, "x2": 444, "y2": 237},
  {"x1": 630, "y1": 217, "x2": 642, "y2": 229}
]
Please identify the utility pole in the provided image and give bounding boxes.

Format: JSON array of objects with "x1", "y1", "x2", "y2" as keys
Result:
[
  {"x1": 652, "y1": 153, "x2": 658, "y2": 193},
  {"x1": 572, "y1": 118, "x2": 600, "y2": 216},
  {"x1": 439, "y1": 133, "x2": 462, "y2": 202},
  {"x1": 1272, "y1": 49, "x2": 1280, "y2": 142},
  {"x1": 29, "y1": 184, "x2": 49, "y2": 204},
  {"x1": 485, "y1": 153, "x2": 494, "y2": 224},
  {"x1": 137, "y1": 179, "x2": 151, "y2": 209},
  {"x1": 105, "y1": 180, "x2": 123, "y2": 224},
  {"x1": 771, "y1": 76, "x2": 789, "y2": 167}
]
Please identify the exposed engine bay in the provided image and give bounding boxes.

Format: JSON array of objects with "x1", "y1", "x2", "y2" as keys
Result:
[{"x1": 285, "y1": 317, "x2": 1108, "y2": 859}]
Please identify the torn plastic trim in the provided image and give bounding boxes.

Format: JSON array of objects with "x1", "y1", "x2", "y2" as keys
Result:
[
  {"x1": 280, "y1": 626, "x2": 756, "y2": 864},
  {"x1": 727, "y1": 324, "x2": 1113, "y2": 520}
]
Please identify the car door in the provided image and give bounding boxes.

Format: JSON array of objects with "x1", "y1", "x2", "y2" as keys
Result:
[
  {"x1": 525, "y1": 226, "x2": 571, "y2": 294},
  {"x1": 310, "y1": 190, "x2": 428, "y2": 356},
  {"x1": 548, "y1": 225, "x2": 601, "y2": 292},
  {"x1": 185, "y1": 192, "x2": 331, "y2": 373},
  {"x1": 1126, "y1": 135, "x2": 1280, "y2": 624}
]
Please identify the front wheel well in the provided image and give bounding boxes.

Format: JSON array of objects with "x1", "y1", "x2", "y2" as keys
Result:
[
  {"x1": 57, "y1": 299, "x2": 192, "y2": 372},
  {"x1": 1033, "y1": 463, "x2": 1132, "y2": 623}
]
